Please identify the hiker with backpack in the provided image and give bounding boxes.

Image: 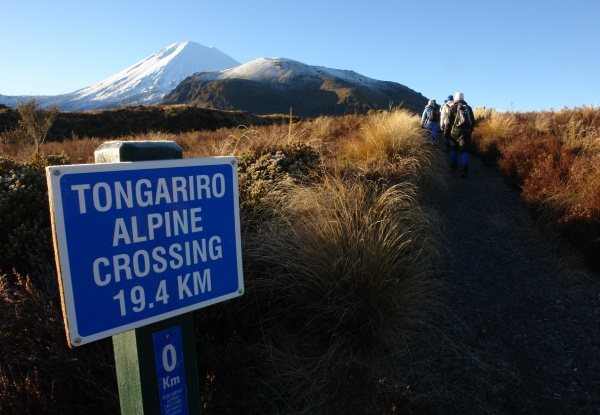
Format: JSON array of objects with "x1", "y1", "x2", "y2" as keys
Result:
[
  {"x1": 447, "y1": 92, "x2": 475, "y2": 178},
  {"x1": 420, "y1": 100, "x2": 440, "y2": 144},
  {"x1": 440, "y1": 94, "x2": 454, "y2": 149}
]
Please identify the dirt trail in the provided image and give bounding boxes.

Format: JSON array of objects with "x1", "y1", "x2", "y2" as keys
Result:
[{"x1": 407, "y1": 153, "x2": 600, "y2": 414}]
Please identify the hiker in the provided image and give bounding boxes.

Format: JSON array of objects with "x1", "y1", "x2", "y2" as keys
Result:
[
  {"x1": 447, "y1": 92, "x2": 475, "y2": 178},
  {"x1": 440, "y1": 94, "x2": 454, "y2": 149},
  {"x1": 420, "y1": 99, "x2": 440, "y2": 144}
]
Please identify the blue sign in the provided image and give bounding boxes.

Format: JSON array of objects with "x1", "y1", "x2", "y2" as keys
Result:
[
  {"x1": 153, "y1": 326, "x2": 189, "y2": 415},
  {"x1": 47, "y1": 157, "x2": 243, "y2": 346}
]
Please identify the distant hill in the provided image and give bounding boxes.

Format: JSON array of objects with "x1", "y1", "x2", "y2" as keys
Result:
[{"x1": 161, "y1": 57, "x2": 427, "y2": 117}]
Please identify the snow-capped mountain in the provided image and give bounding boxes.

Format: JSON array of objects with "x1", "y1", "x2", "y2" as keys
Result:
[
  {"x1": 162, "y1": 57, "x2": 427, "y2": 117},
  {"x1": 191, "y1": 57, "x2": 391, "y2": 87},
  {"x1": 0, "y1": 42, "x2": 427, "y2": 116},
  {"x1": 0, "y1": 41, "x2": 240, "y2": 111}
]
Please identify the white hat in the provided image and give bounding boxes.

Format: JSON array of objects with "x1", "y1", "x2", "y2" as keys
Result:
[{"x1": 454, "y1": 92, "x2": 464, "y2": 101}]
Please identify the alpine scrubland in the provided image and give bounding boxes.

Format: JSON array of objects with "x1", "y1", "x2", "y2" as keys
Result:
[
  {"x1": 1, "y1": 108, "x2": 448, "y2": 414},
  {"x1": 0, "y1": 105, "x2": 598, "y2": 413},
  {"x1": 472, "y1": 105, "x2": 600, "y2": 271}
]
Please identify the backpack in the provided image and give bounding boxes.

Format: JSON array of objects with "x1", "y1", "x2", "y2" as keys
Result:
[
  {"x1": 441, "y1": 103, "x2": 451, "y2": 128},
  {"x1": 453, "y1": 103, "x2": 472, "y2": 131},
  {"x1": 427, "y1": 106, "x2": 440, "y2": 123}
]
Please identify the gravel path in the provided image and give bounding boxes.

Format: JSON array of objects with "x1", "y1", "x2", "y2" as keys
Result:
[{"x1": 404, "y1": 153, "x2": 600, "y2": 414}]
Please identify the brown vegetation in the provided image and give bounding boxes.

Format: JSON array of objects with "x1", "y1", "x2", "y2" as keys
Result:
[
  {"x1": 2, "y1": 104, "x2": 598, "y2": 413},
  {"x1": 1, "y1": 109, "x2": 445, "y2": 414},
  {"x1": 0, "y1": 104, "x2": 288, "y2": 145},
  {"x1": 472, "y1": 106, "x2": 600, "y2": 270}
]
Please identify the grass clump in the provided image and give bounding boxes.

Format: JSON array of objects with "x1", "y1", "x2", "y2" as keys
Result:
[
  {"x1": 342, "y1": 109, "x2": 448, "y2": 195},
  {"x1": 229, "y1": 174, "x2": 443, "y2": 413}
]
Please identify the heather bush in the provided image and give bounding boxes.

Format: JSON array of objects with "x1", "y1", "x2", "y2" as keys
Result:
[
  {"x1": 473, "y1": 106, "x2": 600, "y2": 270},
  {"x1": 237, "y1": 141, "x2": 323, "y2": 210},
  {"x1": 0, "y1": 269, "x2": 118, "y2": 414},
  {"x1": 0, "y1": 153, "x2": 69, "y2": 276},
  {"x1": 0, "y1": 126, "x2": 29, "y2": 146}
]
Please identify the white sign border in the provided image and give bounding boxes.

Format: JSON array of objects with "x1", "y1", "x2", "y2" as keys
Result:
[{"x1": 46, "y1": 156, "x2": 244, "y2": 346}]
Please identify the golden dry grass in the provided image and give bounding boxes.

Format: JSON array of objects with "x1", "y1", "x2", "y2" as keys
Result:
[
  {"x1": 338, "y1": 109, "x2": 449, "y2": 195},
  {"x1": 473, "y1": 110, "x2": 517, "y2": 140},
  {"x1": 241, "y1": 173, "x2": 445, "y2": 412}
]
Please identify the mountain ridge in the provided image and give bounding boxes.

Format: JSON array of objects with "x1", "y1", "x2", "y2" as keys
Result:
[
  {"x1": 162, "y1": 57, "x2": 427, "y2": 116},
  {"x1": 0, "y1": 42, "x2": 427, "y2": 115}
]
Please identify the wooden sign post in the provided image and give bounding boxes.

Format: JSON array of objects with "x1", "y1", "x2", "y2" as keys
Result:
[{"x1": 46, "y1": 141, "x2": 244, "y2": 414}]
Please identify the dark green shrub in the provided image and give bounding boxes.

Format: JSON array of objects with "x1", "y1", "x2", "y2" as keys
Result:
[
  {"x1": 0, "y1": 127, "x2": 28, "y2": 145},
  {"x1": 237, "y1": 141, "x2": 323, "y2": 210},
  {"x1": 0, "y1": 153, "x2": 70, "y2": 276}
]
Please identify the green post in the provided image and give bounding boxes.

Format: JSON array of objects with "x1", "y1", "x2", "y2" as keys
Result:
[{"x1": 95, "y1": 140, "x2": 201, "y2": 415}]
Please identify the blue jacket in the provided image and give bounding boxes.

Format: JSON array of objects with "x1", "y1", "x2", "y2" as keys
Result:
[{"x1": 421, "y1": 104, "x2": 440, "y2": 128}]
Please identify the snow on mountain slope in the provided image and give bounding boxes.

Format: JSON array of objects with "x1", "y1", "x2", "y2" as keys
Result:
[
  {"x1": 1, "y1": 43, "x2": 423, "y2": 114},
  {"x1": 201, "y1": 57, "x2": 388, "y2": 90},
  {"x1": 0, "y1": 41, "x2": 240, "y2": 111},
  {"x1": 163, "y1": 57, "x2": 427, "y2": 117}
]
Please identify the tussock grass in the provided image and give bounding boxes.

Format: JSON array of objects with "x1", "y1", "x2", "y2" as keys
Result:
[
  {"x1": 552, "y1": 105, "x2": 600, "y2": 149},
  {"x1": 531, "y1": 110, "x2": 553, "y2": 134},
  {"x1": 339, "y1": 110, "x2": 449, "y2": 195},
  {"x1": 471, "y1": 110, "x2": 518, "y2": 167},
  {"x1": 474, "y1": 110, "x2": 517, "y2": 139},
  {"x1": 42, "y1": 136, "x2": 102, "y2": 164},
  {"x1": 240, "y1": 174, "x2": 444, "y2": 412},
  {"x1": 352, "y1": 109, "x2": 423, "y2": 163}
]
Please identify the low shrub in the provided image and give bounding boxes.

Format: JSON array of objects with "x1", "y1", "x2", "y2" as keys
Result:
[
  {"x1": 0, "y1": 110, "x2": 448, "y2": 413},
  {"x1": 0, "y1": 153, "x2": 70, "y2": 276},
  {"x1": 0, "y1": 268, "x2": 118, "y2": 414},
  {"x1": 472, "y1": 106, "x2": 600, "y2": 271},
  {"x1": 237, "y1": 141, "x2": 323, "y2": 210},
  {"x1": 196, "y1": 174, "x2": 443, "y2": 413}
]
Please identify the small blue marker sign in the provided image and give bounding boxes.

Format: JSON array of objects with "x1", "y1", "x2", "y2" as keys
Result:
[
  {"x1": 46, "y1": 157, "x2": 244, "y2": 346},
  {"x1": 153, "y1": 326, "x2": 189, "y2": 415}
]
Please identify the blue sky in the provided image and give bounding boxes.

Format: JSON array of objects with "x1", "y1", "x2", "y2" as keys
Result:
[{"x1": 1, "y1": 0, "x2": 598, "y2": 112}]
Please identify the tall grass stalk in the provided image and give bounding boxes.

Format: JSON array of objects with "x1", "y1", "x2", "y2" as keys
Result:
[
  {"x1": 474, "y1": 110, "x2": 517, "y2": 139},
  {"x1": 341, "y1": 109, "x2": 448, "y2": 194},
  {"x1": 242, "y1": 173, "x2": 444, "y2": 412}
]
